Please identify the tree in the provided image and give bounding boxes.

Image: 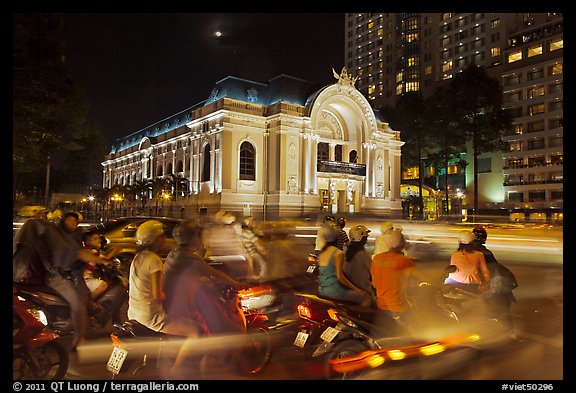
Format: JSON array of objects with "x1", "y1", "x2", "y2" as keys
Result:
[
  {"x1": 425, "y1": 84, "x2": 467, "y2": 217},
  {"x1": 450, "y1": 64, "x2": 512, "y2": 218},
  {"x1": 59, "y1": 121, "x2": 109, "y2": 188},
  {"x1": 381, "y1": 92, "x2": 433, "y2": 219},
  {"x1": 13, "y1": 14, "x2": 89, "y2": 204}
]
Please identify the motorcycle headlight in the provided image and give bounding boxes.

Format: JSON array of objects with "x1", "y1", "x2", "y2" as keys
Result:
[{"x1": 27, "y1": 307, "x2": 48, "y2": 326}]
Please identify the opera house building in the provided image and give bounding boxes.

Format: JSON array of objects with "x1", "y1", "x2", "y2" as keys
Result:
[{"x1": 102, "y1": 69, "x2": 404, "y2": 219}]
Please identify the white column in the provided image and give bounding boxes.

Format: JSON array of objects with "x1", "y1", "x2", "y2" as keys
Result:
[
  {"x1": 383, "y1": 149, "x2": 390, "y2": 199},
  {"x1": 329, "y1": 142, "x2": 336, "y2": 161},
  {"x1": 363, "y1": 143, "x2": 371, "y2": 197},
  {"x1": 311, "y1": 136, "x2": 318, "y2": 194},
  {"x1": 301, "y1": 134, "x2": 308, "y2": 193},
  {"x1": 393, "y1": 153, "x2": 401, "y2": 200}
]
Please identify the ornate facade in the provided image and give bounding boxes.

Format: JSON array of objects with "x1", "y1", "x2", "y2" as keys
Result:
[{"x1": 102, "y1": 70, "x2": 404, "y2": 219}]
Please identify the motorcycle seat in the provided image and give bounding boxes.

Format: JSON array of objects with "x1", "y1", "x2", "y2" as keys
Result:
[
  {"x1": 122, "y1": 320, "x2": 171, "y2": 338},
  {"x1": 13, "y1": 282, "x2": 61, "y2": 297}
]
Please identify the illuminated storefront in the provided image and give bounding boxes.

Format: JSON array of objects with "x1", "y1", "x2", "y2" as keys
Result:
[{"x1": 102, "y1": 69, "x2": 404, "y2": 219}]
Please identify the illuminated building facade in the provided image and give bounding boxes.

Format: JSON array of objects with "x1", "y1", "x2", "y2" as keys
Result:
[
  {"x1": 346, "y1": 12, "x2": 562, "y2": 220},
  {"x1": 102, "y1": 71, "x2": 404, "y2": 219},
  {"x1": 498, "y1": 17, "x2": 563, "y2": 220}
]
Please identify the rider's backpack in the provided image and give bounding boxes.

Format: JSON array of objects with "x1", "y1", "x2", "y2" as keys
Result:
[
  {"x1": 13, "y1": 242, "x2": 48, "y2": 284},
  {"x1": 489, "y1": 263, "x2": 518, "y2": 294}
]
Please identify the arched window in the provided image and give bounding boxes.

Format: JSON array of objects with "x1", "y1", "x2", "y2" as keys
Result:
[
  {"x1": 167, "y1": 163, "x2": 173, "y2": 175},
  {"x1": 239, "y1": 141, "x2": 256, "y2": 181},
  {"x1": 156, "y1": 165, "x2": 164, "y2": 177},
  {"x1": 176, "y1": 160, "x2": 184, "y2": 173},
  {"x1": 202, "y1": 144, "x2": 211, "y2": 182},
  {"x1": 335, "y1": 145, "x2": 343, "y2": 162},
  {"x1": 349, "y1": 150, "x2": 358, "y2": 163}
]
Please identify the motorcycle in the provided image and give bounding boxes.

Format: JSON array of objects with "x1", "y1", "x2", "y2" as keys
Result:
[
  {"x1": 292, "y1": 292, "x2": 402, "y2": 379},
  {"x1": 13, "y1": 288, "x2": 69, "y2": 380},
  {"x1": 13, "y1": 257, "x2": 129, "y2": 338},
  {"x1": 106, "y1": 283, "x2": 273, "y2": 379}
]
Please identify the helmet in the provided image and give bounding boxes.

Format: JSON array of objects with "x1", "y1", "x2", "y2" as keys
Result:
[
  {"x1": 136, "y1": 220, "x2": 165, "y2": 245},
  {"x1": 380, "y1": 221, "x2": 394, "y2": 234},
  {"x1": 318, "y1": 222, "x2": 339, "y2": 243},
  {"x1": 323, "y1": 215, "x2": 335, "y2": 224},
  {"x1": 382, "y1": 229, "x2": 405, "y2": 250},
  {"x1": 349, "y1": 225, "x2": 371, "y2": 242},
  {"x1": 473, "y1": 225, "x2": 487, "y2": 243},
  {"x1": 336, "y1": 217, "x2": 347, "y2": 229},
  {"x1": 458, "y1": 230, "x2": 475, "y2": 245}
]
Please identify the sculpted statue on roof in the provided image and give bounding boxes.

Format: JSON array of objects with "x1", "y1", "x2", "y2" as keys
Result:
[{"x1": 332, "y1": 67, "x2": 358, "y2": 87}]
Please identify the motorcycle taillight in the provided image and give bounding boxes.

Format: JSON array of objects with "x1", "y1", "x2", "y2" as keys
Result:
[
  {"x1": 297, "y1": 303, "x2": 312, "y2": 320},
  {"x1": 110, "y1": 333, "x2": 120, "y2": 347}
]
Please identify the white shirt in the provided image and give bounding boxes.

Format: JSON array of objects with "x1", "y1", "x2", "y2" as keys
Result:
[{"x1": 127, "y1": 249, "x2": 167, "y2": 331}]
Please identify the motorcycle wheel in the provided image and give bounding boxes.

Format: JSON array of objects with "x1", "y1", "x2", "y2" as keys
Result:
[
  {"x1": 323, "y1": 339, "x2": 370, "y2": 380},
  {"x1": 236, "y1": 326, "x2": 273, "y2": 376},
  {"x1": 13, "y1": 341, "x2": 69, "y2": 380}
]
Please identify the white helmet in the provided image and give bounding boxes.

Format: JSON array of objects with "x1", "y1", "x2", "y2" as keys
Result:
[
  {"x1": 458, "y1": 230, "x2": 475, "y2": 245},
  {"x1": 380, "y1": 221, "x2": 394, "y2": 234},
  {"x1": 136, "y1": 220, "x2": 165, "y2": 245},
  {"x1": 349, "y1": 225, "x2": 371, "y2": 242},
  {"x1": 382, "y1": 229, "x2": 405, "y2": 250}
]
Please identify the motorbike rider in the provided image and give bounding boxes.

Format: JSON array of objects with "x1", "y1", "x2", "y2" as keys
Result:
[
  {"x1": 444, "y1": 230, "x2": 491, "y2": 293},
  {"x1": 472, "y1": 225, "x2": 518, "y2": 337},
  {"x1": 313, "y1": 215, "x2": 336, "y2": 255},
  {"x1": 335, "y1": 216, "x2": 350, "y2": 251},
  {"x1": 317, "y1": 222, "x2": 370, "y2": 306},
  {"x1": 127, "y1": 220, "x2": 201, "y2": 362},
  {"x1": 344, "y1": 225, "x2": 376, "y2": 307},
  {"x1": 81, "y1": 230, "x2": 128, "y2": 326},
  {"x1": 372, "y1": 221, "x2": 395, "y2": 257},
  {"x1": 370, "y1": 229, "x2": 416, "y2": 320},
  {"x1": 13, "y1": 214, "x2": 110, "y2": 351},
  {"x1": 163, "y1": 220, "x2": 248, "y2": 375}
]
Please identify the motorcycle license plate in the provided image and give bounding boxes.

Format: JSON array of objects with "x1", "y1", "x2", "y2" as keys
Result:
[
  {"x1": 306, "y1": 265, "x2": 316, "y2": 274},
  {"x1": 293, "y1": 331, "x2": 309, "y2": 348},
  {"x1": 320, "y1": 326, "x2": 341, "y2": 343},
  {"x1": 106, "y1": 346, "x2": 128, "y2": 374}
]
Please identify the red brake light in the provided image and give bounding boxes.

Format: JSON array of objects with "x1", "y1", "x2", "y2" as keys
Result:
[{"x1": 297, "y1": 303, "x2": 312, "y2": 320}]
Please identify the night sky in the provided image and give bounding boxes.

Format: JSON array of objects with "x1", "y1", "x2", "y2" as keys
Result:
[{"x1": 56, "y1": 13, "x2": 345, "y2": 146}]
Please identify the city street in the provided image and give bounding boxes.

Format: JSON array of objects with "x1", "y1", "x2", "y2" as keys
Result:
[{"x1": 46, "y1": 219, "x2": 563, "y2": 381}]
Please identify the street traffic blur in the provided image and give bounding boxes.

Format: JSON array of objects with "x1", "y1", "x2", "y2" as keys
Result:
[{"x1": 13, "y1": 215, "x2": 563, "y2": 380}]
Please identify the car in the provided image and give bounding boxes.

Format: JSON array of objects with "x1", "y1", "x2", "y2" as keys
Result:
[{"x1": 86, "y1": 216, "x2": 182, "y2": 275}]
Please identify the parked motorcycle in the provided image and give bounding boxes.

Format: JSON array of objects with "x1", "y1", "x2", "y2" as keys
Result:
[
  {"x1": 13, "y1": 258, "x2": 129, "y2": 337},
  {"x1": 13, "y1": 288, "x2": 69, "y2": 380},
  {"x1": 106, "y1": 283, "x2": 273, "y2": 379}
]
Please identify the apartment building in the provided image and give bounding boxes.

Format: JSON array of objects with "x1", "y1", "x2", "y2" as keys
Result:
[{"x1": 345, "y1": 12, "x2": 563, "y2": 220}]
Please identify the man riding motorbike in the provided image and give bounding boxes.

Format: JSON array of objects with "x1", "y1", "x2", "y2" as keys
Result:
[
  {"x1": 163, "y1": 220, "x2": 248, "y2": 376},
  {"x1": 472, "y1": 225, "x2": 519, "y2": 339},
  {"x1": 13, "y1": 215, "x2": 111, "y2": 351}
]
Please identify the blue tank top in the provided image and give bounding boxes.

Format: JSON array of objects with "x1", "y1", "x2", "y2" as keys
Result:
[{"x1": 318, "y1": 247, "x2": 348, "y2": 298}]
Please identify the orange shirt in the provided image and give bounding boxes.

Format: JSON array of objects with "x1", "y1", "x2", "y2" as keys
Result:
[
  {"x1": 370, "y1": 252, "x2": 415, "y2": 312},
  {"x1": 448, "y1": 250, "x2": 490, "y2": 284}
]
